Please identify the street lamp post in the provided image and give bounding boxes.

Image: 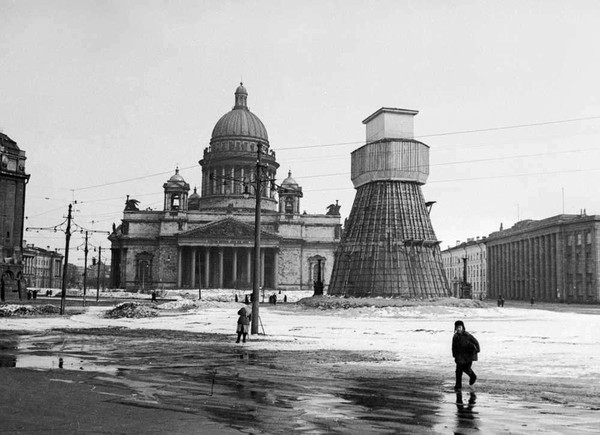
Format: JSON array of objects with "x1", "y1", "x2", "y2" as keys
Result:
[
  {"x1": 209, "y1": 141, "x2": 289, "y2": 335},
  {"x1": 250, "y1": 142, "x2": 264, "y2": 335}
]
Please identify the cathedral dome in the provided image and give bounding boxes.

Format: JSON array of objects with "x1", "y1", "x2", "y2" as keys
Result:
[
  {"x1": 188, "y1": 186, "x2": 200, "y2": 199},
  {"x1": 211, "y1": 83, "x2": 269, "y2": 142}
]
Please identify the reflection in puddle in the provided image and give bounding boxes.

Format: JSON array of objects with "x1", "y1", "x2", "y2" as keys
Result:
[
  {"x1": 7, "y1": 353, "x2": 118, "y2": 373},
  {"x1": 0, "y1": 333, "x2": 119, "y2": 374}
]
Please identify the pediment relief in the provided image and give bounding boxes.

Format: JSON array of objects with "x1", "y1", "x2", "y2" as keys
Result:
[{"x1": 179, "y1": 218, "x2": 279, "y2": 241}]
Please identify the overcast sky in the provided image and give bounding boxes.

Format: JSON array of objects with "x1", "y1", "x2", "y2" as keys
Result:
[{"x1": 2, "y1": 0, "x2": 600, "y2": 260}]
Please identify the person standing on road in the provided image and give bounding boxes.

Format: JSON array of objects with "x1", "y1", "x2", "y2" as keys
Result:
[
  {"x1": 236, "y1": 307, "x2": 251, "y2": 343},
  {"x1": 452, "y1": 320, "x2": 480, "y2": 390}
]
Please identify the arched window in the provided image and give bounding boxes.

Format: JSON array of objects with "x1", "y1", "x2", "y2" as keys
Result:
[
  {"x1": 285, "y1": 197, "x2": 294, "y2": 214},
  {"x1": 171, "y1": 194, "x2": 180, "y2": 210}
]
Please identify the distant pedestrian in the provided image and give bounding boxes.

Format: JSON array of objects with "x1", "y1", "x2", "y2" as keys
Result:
[
  {"x1": 284, "y1": 295, "x2": 287, "y2": 303},
  {"x1": 272, "y1": 293, "x2": 277, "y2": 305},
  {"x1": 530, "y1": 296, "x2": 534, "y2": 306},
  {"x1": 236, "y1": 307, "x2": 251, "y2": 343},
  {"x1": 151, "y1": 291, "x2": 157, "y2": 302},
  {"x1": 452, "y1": 320, "x2": 480, "y2": 391}
]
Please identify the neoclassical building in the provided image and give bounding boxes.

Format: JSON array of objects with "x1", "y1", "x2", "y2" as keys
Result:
[
  {"x1": 441, "y1": 237, "x2": 487, "y2": 300},
  {"x1": 109, "y1": 84, "x2": 342, "y2": 292},
  {"x1": 0, "y1": 132, "x2": 30, "y2": 301},
  {"x1": 487, "y1": 213, "x2": 600, "y2": 303}
]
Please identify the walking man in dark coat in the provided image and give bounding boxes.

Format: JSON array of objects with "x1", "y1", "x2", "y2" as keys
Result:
[{"x1": 452, "y1": 320, "x2": 480, "y2": 390}]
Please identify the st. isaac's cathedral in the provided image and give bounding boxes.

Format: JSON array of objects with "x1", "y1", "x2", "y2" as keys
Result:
[{"x1": 109, "y1": 84, "x2": 342, "y2": 292}]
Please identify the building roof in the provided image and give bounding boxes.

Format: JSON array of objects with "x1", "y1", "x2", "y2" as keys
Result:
[
  {"x1": 487, "y1": 213, "x2": 600, "y2": 240},
  {"x1": 362, "y1": 107, "x2": 419, "y2": 125},
  {"x1": 211, "y1": 83, "x2": 269, "y2": 143},
  {"x1": 163, "y1": 167, "x2": 189, "y2": 191},
  {"x1": 281, "y1": 170, "x2": 299, "y2": 187},
  {"x1": 0, "y1": 132, "x2": 20, "y2": 152}
]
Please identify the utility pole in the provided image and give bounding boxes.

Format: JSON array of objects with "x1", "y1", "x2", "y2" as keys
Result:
[
  {"x1": 96, "y1": 246, "x2": 101, "y2": 302},
  {"x1": 207, "y1": 140, "x2": 285, "y2": 335},
  {"x1": 82, "y1": 231, "x2": 89, "y2": 306},
  {"x1": 251, "y1": 142, "x2": 263, "y2": 335},
  {"x1": 60, "y1": 204, "x2": 73, "y2": 315}
]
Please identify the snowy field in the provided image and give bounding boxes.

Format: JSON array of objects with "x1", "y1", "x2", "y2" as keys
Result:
[{"x1": 2, "y1": 290, "x2": 600, "y2": 409}]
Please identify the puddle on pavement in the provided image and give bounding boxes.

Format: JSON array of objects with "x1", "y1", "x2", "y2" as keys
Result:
[
  {"x1": 0, "y1": 352, "x2": 118, "y2": 373},
  {"x1": 0, "y1": 333, "x2": 118, "y2": 374},
  {"x1": 1, "y1": 331, "x2": 597, "y2": 434}
]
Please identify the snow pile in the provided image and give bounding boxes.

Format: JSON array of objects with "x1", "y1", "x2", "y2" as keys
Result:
[
  {"x1": 0, "y1": 304, "x2": 60, "y2": 317},
  {"x1": 104, "y1": 302, "x2": 159, "y2": 319}
]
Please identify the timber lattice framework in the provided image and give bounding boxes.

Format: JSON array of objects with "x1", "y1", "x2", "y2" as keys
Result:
[{"x1": 329, "y1": 181, "x2": 450, "y2": 298}]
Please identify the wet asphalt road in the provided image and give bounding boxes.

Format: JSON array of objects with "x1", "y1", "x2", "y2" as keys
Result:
[{"x1": 1, "y1": 327, "x2": 599, "y2": 434}]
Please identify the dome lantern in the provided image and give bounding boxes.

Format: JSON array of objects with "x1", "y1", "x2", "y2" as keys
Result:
[{"x1": 234, "y1": 82, "x2": 248, "y2": 109}]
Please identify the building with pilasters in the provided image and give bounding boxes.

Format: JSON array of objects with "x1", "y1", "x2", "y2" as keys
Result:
[
  {"x1": 109, "y1": 84, "x2": 342, "y2": 292},
  {"x1": 22, "y1": 243, "x2": 63, "y2": 289},
  {"x1": 0, "y1": 132, "x2": 30, "y2": 301},
  {"x1": 441, "y1": 238, "x2": 487, "y2": 300},
  {"x1": 486, "y1": 213, "x2": 600, "y2": 303}
]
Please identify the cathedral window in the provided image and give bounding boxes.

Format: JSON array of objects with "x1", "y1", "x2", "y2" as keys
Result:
[
  {"x1": 285, "y1": 197, "x2": 294, "y2": 214},
  {"x1": 171, "y1": 194, "x2": 180, "y2": 210}
]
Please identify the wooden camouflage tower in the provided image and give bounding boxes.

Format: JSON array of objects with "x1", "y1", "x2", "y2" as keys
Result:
[{"x1": 328, "y1": 108, "x2": 450, "y2": 298}]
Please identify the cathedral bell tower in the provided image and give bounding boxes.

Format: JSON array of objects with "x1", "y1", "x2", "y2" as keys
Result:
[
  {"x1": 163, "y1": 167, "x2": 190, "y2": 212},
  {"x1": 278, "y1": 171, "x2": 303, "y2": 215}
]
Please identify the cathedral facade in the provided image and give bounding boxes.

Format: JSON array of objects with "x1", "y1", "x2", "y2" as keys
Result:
[{"x1": 109, "y1": 84, "x2": 342, "y2": 292}]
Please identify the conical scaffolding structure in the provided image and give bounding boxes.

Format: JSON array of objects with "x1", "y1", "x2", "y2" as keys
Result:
[{"x1": 329, "y1": 108, "x2": 449, "y2": 298}]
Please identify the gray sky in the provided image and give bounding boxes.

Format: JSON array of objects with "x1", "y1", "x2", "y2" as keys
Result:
[{"x1": 2, "y1": 0, "x2": 600, "y2": 260}]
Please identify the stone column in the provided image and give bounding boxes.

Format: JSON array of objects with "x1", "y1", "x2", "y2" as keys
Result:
[
  {"x1": 272, "y1": 249, "x2": 278, "y2": 290},
  {"x1": 246, "y1": 247, "x2": 252, "y2": 284},
  {"x1": 260, "y1": 249, "x2": 265, "y2": 287},
  {"x1": 218, "y1": 248, "x2": 224, "y2": 288},
  {"x1": 232, "y1": 249, "x2": 238, "y2": 286},
  {"x1": 177, "y1": 247, "x2": 183, "y2": 288},
  {"x1": 204, "y1": 249, "x2": 210, "y2": 288},
  {"x1": 191, "y1": 248, "x2": 196, "y2": 289}
]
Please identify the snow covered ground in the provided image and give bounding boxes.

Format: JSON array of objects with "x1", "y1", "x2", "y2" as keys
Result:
[{"x1": 2, "y1": 290, "x2": 599, "y2": 409}]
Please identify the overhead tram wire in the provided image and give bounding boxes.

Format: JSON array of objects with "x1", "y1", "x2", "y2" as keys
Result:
[
  {"x1": 293, "y1": 146, "x2": 600, "y2": 182},
  {"x1": 304, "y1": 166, "x2": 600, "y2": 193},
  {"x1": 276, "y1": 115, "x2": 600, "y2": 151},
  {"x1": 64, "y1": 115, "x2": 600, "y2": 193}
]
